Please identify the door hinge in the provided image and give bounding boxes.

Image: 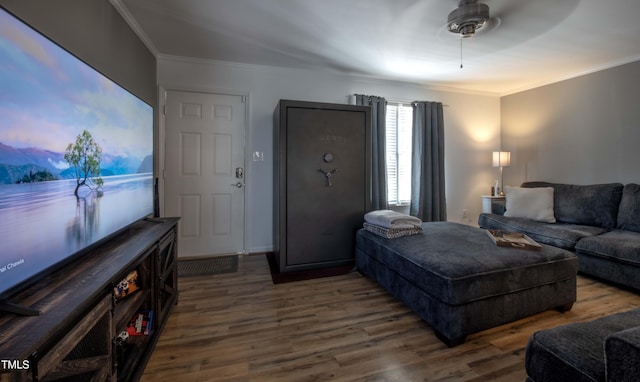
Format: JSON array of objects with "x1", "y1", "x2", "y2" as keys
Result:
[
  {"x1": 242, "y1": 96, "x2": 247, "y2": 103},
  {"x1": 163, "y1": 105, "x2": 166, "y2": 115}
]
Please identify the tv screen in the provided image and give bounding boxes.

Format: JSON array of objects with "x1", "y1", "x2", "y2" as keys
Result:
[{"x1": 0, "y1": 7, "x2": 154, "y2": 301}]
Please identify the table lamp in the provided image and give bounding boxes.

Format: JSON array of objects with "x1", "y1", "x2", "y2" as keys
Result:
[{"x1": 492, "y1": 151, "x2": 511, "y2": 196}]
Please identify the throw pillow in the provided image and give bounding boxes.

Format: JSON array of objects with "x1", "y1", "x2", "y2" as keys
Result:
[{"x1": 504, "y1": 186, "x2": 556, "y2": 223}]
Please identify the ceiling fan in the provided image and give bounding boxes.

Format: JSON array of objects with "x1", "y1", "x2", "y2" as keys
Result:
[{"x1": 447, "y1": 0, "x2": 491, "y2": 38}]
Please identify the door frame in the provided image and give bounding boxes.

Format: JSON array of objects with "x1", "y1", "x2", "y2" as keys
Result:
[{"x1": 157, "y1": 85, "x2": 251, "y2": 254}]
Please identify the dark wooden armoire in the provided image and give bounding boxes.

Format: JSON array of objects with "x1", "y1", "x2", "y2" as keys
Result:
[{"x1": 273, "y1": 100, "x2": 371, "y2": 272}]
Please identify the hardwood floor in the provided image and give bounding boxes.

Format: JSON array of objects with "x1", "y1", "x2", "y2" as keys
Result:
[{"x1": 141, "y1": 254, "x2": 640, "y2": 381}]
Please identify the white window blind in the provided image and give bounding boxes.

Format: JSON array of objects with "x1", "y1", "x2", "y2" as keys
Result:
[{"x1": 385, "y1": 103, "x2": 413, "y2": 205}]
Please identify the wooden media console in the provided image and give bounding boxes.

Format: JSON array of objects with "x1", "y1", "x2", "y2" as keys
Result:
[{"x1": 0, "y1": 217, "x2": 179, "y2": 382}]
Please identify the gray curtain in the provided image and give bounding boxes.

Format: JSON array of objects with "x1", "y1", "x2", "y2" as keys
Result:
[
  {"x1": 355, "y1": 94, "x2": 388, "y2": 210},
  {"x1": 410, "y1": 101, "x2": 446, "y2": 221}
]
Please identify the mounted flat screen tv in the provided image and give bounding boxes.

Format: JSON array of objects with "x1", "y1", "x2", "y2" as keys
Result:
[{"x1": 0, "y1": 7, "x2": 154, "y2": 313}]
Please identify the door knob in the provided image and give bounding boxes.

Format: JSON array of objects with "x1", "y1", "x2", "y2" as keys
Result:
[{"x1": 231, "y1": 182, "x2": 243, "y2": 188}]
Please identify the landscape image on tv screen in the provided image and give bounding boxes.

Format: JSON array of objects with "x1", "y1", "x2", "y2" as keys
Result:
[{"x1": 0, "y1": 7, "x2": 154, "y2": 298}]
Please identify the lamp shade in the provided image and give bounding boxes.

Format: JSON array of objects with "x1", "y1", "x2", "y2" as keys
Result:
[{"x1": 492, "y1": 151, "x2": 511, "y2": 167}]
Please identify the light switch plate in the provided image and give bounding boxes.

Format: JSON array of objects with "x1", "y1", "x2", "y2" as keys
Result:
[{"x1": 252, "y1": 151, "x2": 264, "y2": 162}]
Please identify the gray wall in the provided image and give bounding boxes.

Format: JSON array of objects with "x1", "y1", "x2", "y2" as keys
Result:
[
  {"x1": 0, "y1": 0, "x2": 156, "y2": 107},
  {"x1": 501, "y1": 60, "x2": 640, "y2": 187}
]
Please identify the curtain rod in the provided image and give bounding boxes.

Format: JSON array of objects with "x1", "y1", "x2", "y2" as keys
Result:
[
  {"x1": 388, "y1": 98, "x2": 450, "y2": 108},
  {"x1": 353, "y1": 94, "x2": 449, "y2": 107}
]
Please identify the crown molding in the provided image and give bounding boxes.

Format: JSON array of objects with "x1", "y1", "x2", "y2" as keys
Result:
[
  {"x1": 158, "y1": 54, "x2": 503, "y2": 97},
  {"x1": 109, "y1": 0, "x2": 159, "y2": 58},
  {"x1": 502, "y1": 55, "x2": 640, "y2": 96}
]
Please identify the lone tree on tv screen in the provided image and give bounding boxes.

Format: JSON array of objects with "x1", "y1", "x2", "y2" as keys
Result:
[{"x1": 64, "y1": 129, "x2": 104, "y2": 197}]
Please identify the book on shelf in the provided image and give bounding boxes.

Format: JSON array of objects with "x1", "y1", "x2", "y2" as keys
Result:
[
  {"x1": 114, "y1": 269, "x2": 141, "y2": 301},
  {"x1": 485, "y1": 229, "x2": 541, "y2": 251},
  {"x1": 127, "y1": 310, "x2": 153, "y2": 336}
]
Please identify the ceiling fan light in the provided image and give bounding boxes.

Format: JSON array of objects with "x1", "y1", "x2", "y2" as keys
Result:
[
  {"x1": 447, "y1": 0, "x2": 490, "y2": 38},
  {"x1": 460, "y1": 24, "x2": 476, "y2": 38}
]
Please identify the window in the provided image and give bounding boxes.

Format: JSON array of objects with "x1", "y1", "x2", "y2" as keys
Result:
[{"x1": 385, "y1": 103, "x2": 413, "y2": 206}]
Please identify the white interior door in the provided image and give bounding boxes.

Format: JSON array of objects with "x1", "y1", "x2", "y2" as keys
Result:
[{"x1": 164, "y1": 90, "x2": 246, "y2": 257}]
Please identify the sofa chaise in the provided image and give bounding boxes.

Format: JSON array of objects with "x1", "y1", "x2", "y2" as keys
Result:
[{"x1": 525, "y1": 307, "x2": 640, "y2": 382}]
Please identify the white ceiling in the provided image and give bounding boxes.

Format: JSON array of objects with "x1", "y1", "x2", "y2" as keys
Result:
[{"x1": 113, "y1": 0, "x2": 640, "y2": 96}]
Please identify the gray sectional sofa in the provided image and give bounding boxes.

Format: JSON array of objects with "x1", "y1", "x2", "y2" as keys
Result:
[
  {"x1": 478, "y1": 181, "x2": 640, "y2": 381},
  {"x1": 478, "y1": 181, "x2": 640, "y2": 291},
  {"x1": 525, "y1": 308, "x2": 640, "y2": 382}
]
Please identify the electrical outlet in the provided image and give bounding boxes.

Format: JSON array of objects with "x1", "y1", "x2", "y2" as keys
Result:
[{"x1": 462, "y1": 209, "x2": 472, "y2": 224}]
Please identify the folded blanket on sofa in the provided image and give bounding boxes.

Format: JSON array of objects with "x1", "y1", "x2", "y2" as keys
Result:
[
  {"x1": 364, "y1": 209, "x2": 422, "y2": 229},
  {"x1": 363, "y1": 222, "x2": 423, "y2": 239}
]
